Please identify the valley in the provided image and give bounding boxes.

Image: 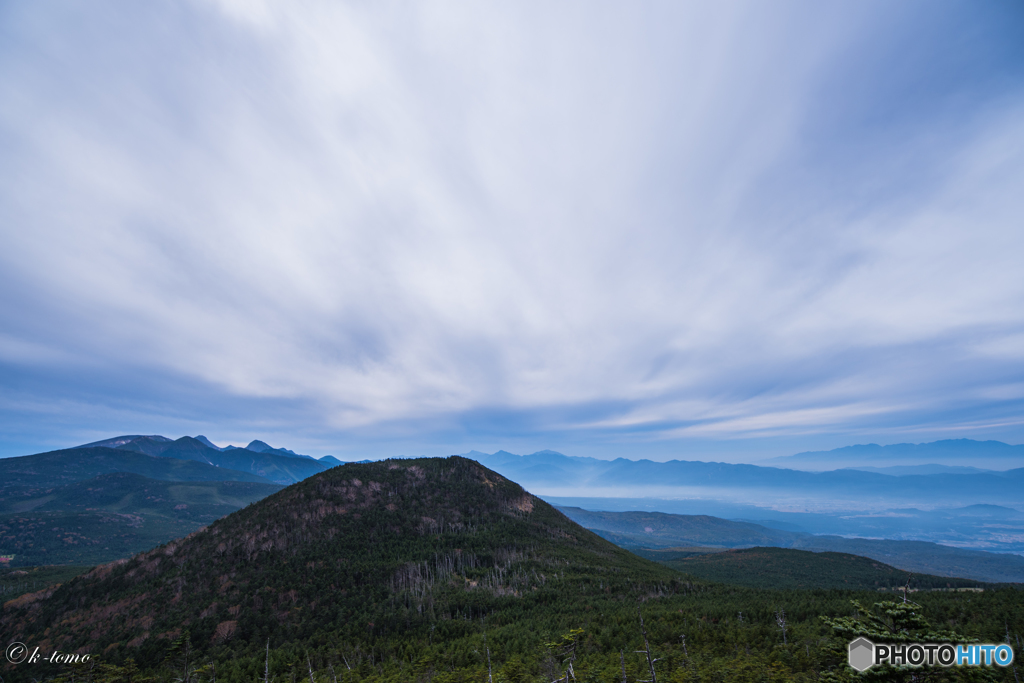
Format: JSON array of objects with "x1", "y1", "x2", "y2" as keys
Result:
[
  {"x1": 1, "y1": 440, "x2": 1022, "y2": 682},
  {"x1": 555, "y1": 506, "x2": 1024, "y2": 583}
]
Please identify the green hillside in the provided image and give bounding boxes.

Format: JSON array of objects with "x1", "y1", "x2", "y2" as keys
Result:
[
  {"x1": 559, "y1": 505, "x2": 1024, "y2": 583},
  {"x1": 0, "y1": 565, "x2": 92, "y2": 601},
  {"x1": 790, "y1": 536, "x2": 1024, "y2": 584},
  {"x1": 0, "y1": 447, "x2": 272, "y2": 490},
  {"x1": 639, "y1": 547, "x2": 986, "y2": 591},
  {"x1": 2, "y1": 458, "x2": 680, "y2": 672},
  {"x1": 0, "y1": 471, "x2": 283, "y2": 516},
  {"x1": 0, "y1": 473, "x2": 283, "y2": 566},
  {"x1": 557, "y1": 507, "x2": 800, "y2": 547}
]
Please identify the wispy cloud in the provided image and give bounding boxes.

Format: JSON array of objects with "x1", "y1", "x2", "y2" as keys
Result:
[{"x1": 1, "y1": 1, "x2": 1023, "y2": 459}]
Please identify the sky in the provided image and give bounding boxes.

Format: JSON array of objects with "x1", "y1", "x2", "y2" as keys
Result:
[{"x1": 1, "y1": 0, "x2": 1024, "y2": 462}]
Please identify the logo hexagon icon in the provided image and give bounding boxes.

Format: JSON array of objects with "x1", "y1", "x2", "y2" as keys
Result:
[{"x1": 848, "y1": 637, "x2": 875, "y2": 672}]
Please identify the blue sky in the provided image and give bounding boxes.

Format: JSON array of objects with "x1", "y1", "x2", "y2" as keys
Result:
[{"x1": 1, "y1": 1, "x2": 1023, "y2": 462}]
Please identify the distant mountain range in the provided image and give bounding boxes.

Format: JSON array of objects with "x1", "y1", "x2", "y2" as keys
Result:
[
  {"x1": 3, "y1": 454, "x2": 1019, "y2": 683},
  {"x1": 466, "y1": 444, "x2": 1024, "y2": 510},
  {"x1": 4, "y1": 435, "x2": 1023, "y2": 571},
  {"x1": 761, "y1": 439, "x2": 1024, "y2": 470},
  {"x1": 465, "y1": 445, "x2": 1024, "y2": 556},
  {"x1": 844, "y1": 464, "x2": 999, "y2": 475},
  {"x1": 2, "y1": 455, "x2": 1017, "y2": 683}
]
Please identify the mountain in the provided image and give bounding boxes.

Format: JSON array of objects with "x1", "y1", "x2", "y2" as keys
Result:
[
  {"x1": 76, "y1": 435, "x2": 329, "y2": 484},
  {"x1": 474, "y1": 450, "x2": 1024, "y2": 554},
  {"x1": 79, "y1": 435, "x2": 173, "y2": 449},
  {"x1": 4, "y1": 458, "x2": 1023, "y2": 683},
  {"x1": 0, "y1": 441, "x2": 300, "y2": 568},
  {"x1": 0, "y1": 471, "x2": 282, "y2": 517},
  {"x1": 638, "y1": 547, "x2": 985, "y2": 591},
  {"x1": 556, "y1": 506, "x2": 1024, "y2": 583},
  {"x1": 194, "y1": 435, "x2": 225, "y2": 451},
  {"x1": 0, "y1": 447, "x2": 272, "y2": 490},
  {"x1": 556, "y1": 507, "x2": 801, "y2": 548},
  {"x1": 1, "y1": 566, "x2": 93, "y2": 602},
  {"x1": 470, "y1": 448, "x2": 1024, "y2": 511},
  {"x1": 953, "y1": 503, "x2": 1024, "y2": 518},
  {"x1": 585, "y1": 459, "x2": 1024, "y2": 503},
  {"x1": 475, "y1": 448, "x2": 1024, "y2": 557},
  {"x1": 762, "y1": 439, "x2": 1024, "y2": 471},
  {"x1": 845, "y1": 464, "x2": 998, "y2": 475},
  {"x1": 193, "y1": 436, "x2": 317, "y2": 460},
  {"x1": 0, "y1": 472, "x2": 283, "y2": 567},
  {"x1": 472, "y1": 449, "x2": 613, "y2": 487},
  {"x1": 0, "y1": 440, "x2": 313, "y2": 568},
  {"x1": 547, "y1": 493, "x2": 1024, "y2": 556},
  {"x1": 111, "y1": 435, "x2": 188, "y2": 458},
  {"x1": 231, "y1": 439, "x2": 317, "y2": 461},
  {"x1": 319, "y1": 455, "x2": 343, "y2": 466},
  {"x1": 1, "y1": 457, "x2": 679, "y2": 671},
  {"x1": 196, "y1": 440, "x2": 327, "y2": 482},
  {"x1": 789, "y1": 537, "x2": 1024, "y2": 584}
]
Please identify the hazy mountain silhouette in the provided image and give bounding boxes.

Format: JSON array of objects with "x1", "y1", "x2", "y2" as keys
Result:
[
  {"x1": 469, "y1": 446, "x2": 1024, "y2": 509},
  {"x1": 762, "y1": 439, "x2": 1024, "y2": 470}
]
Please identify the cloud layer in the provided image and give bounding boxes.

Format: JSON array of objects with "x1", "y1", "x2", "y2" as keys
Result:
[{"x1": 2, "y1": 0, "x2": 1024, "y2": 459}]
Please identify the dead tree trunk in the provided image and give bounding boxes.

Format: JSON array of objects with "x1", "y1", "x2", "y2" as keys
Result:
[
  {"x1": 775, "y1": 608, "x2": 787, "y2": 646},
  {"x1": 263, "y1": 640, "x2": 271, "y2": 683},
  {"x1": 636, "y1": 607, "x2": 660, "y2": 683}
]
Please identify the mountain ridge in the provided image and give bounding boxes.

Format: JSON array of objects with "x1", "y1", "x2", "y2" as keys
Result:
[
  {"x1": 78, "y1": 435, "x2": 329, "y2": 484},
  {"x1": 763, "y1": 438, "x2": 1024, "y2": 470},
  {"x1": 0, "y1": 447, "x2": 272, "y2": 489},
  {"x1": 469, "y1": 446, "x2": 1024, "y2": 510},
  {"x1": 1, "y1": 456, "x2": 681, "y2": 669},
  {"x1": 0, "y1": 472, "x2": 283, "y2": 566},
  {"x1": 3, "y1": 455, "x2": 1022, "y2": 683},
  {"x1": 642, "y1": 547, "x2": 987, "y2": 591}
]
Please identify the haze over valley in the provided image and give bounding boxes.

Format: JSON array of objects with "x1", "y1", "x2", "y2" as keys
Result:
[{"x1": 3, "y1": 434, "x2": 1022, "y2": 583}]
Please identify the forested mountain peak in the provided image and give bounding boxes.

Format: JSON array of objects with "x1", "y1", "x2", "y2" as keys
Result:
[{"x1": 1, "y1": 457, "x2": 676, "y2": 670}]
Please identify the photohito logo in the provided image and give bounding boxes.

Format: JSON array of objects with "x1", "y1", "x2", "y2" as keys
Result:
[{"x1": 848, "y1": 638, "x2": 1014, "y2": 671}]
